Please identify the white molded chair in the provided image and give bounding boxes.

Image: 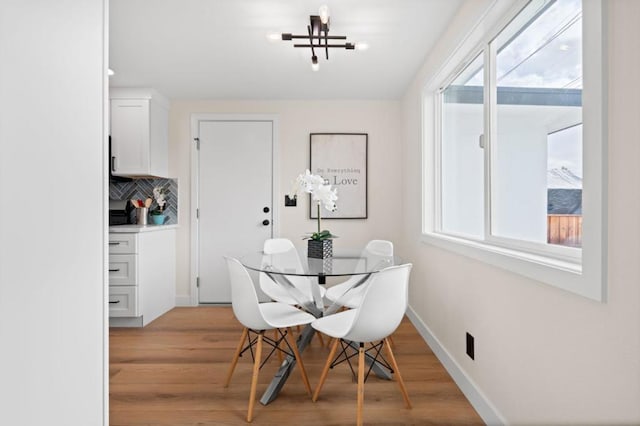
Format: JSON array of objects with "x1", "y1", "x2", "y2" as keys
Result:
[
  {"x1": 325, "y1": 240, "x2": 394, "y2": 309},
  {"x1": 260, "y1": 238, "x2": 326, "y2": 306},
  {"x1": 311, "y1": 263, "x2": 412, "y2": 426},
  {"x1": 224, "y1": 257, "x2": 315, "y2": 423}
]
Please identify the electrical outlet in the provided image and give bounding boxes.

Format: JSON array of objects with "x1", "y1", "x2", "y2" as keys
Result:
[{"x1": 466, "y1": 332, "x2": 475, "y2": 360}]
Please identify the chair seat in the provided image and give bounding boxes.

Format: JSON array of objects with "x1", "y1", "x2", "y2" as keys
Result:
[
  {"x1": 311, "y1": 309, "x2": 357, "y2": 339},
  {"x1": 259, "y1": 302, "x2": 316, "y2": 329}
]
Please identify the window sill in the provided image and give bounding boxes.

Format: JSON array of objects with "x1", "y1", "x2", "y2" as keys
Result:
[{"x1": 420, "y1": 232, "x2": 604, "y2": 302}]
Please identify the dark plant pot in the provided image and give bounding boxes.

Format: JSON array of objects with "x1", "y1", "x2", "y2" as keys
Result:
[{"x1": 308, "y1": 239, "x2": 333, "y2": 259}]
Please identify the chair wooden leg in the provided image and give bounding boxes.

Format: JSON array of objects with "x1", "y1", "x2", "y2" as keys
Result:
[
  {"x1": 285, "y1": 327, "x2": 312, "y2": 396},
  {"x1": 388, "y1": 334, "x2": 395, "y2": 348},
  {"x1": 357, "y1": 343, "x2": 365, "y2": 426},
  {"x1": 224, "y1": 327, "x2": 248, "y2": 388},
  {"x1": 313, "y1": 337, "x2": 340, "y2": 402},
  {"x1": 384, "y1": 337, "x2": 411, "y2": 409},
  {"x1": 247, "y1": 332, "x2": 263, "y2": 423},
  {"x1": 315, "y1": 331, "x2": 325, "y2": 346}
]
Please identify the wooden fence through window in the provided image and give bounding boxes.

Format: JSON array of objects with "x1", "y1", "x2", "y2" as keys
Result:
[{"x1": 547, "y1": 214, "x2": 582, "y2": 247}]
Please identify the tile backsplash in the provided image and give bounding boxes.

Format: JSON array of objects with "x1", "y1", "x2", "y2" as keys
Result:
[{"x1": 109, "y1": 178, "x2": 178, "y2": 224}]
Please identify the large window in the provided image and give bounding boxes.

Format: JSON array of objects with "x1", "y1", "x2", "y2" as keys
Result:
[
  {"x1": 440, "y1": 53, "x2": 485, "y2": 238},
  {"x1": 424, "y1": 0, "x2": 606, "y2": 301}
]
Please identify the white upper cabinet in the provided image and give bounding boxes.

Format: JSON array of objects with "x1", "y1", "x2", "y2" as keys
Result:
[{"x1": 110, "y1": 88, "x2": 169, "y2": 178}]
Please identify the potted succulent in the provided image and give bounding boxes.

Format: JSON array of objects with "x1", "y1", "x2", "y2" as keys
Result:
[
  {"x1": 150, "y1": 186, "x2": 167, "y2": 225},
  {"x1": 291, "y1": 170, "x2": 338, "y2": 258}
]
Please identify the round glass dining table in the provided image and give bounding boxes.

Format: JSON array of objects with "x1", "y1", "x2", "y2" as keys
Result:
[
  {"x1": 240, "y1": 248, "x2": 399, "y2": 279},
  {"x1": 239, "y1": 246, "x2": 400, "y2": 405},
  {"x1": 240, "y1": 247, "x2": 400, "y2": 317}
]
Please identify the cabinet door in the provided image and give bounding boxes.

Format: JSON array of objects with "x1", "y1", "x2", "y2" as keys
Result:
[
  {"x1": 110, "y1": 99, "x2": 150, "y2": 175},
  {"x1": 148, "y1": 100, "x2": 169, "y2": 177}
]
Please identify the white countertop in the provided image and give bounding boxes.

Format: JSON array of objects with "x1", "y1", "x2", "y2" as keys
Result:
[{"x1": 109, "y1": 224, "x2": 179, "y2": 233}]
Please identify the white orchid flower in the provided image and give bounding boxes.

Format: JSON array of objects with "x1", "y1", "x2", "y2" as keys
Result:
[
  {"x1": 291, "y1": 169, "x2": 325, "y2": 197},
  {"x1": 291, "y1": 170, "x2": 338, "y2": 240},
  {"x1": 153, "y1": 186, "x2": 167, "y2": 208},
  {"x1": 312, "y1": 184, "x2": 338, "y2": 212},
  {"x1": 306, "y1": 170, "x2": 326, "y2": 191}
]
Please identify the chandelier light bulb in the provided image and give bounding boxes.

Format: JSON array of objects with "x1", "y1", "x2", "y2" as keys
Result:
[
  {"x1": 355, "y1": 42, "x2": 369, "y2": 51},
  {"x1": 318, "y1": 5, "x2": 330, "y2": 24}
]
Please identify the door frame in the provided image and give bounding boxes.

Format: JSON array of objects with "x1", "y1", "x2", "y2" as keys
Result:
[{"x1": 190, "y1": 113, "x2": 280, "y2": 305}]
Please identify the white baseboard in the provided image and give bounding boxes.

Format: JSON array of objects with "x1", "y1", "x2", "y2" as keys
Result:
[
  {"x1": 406, "y1": 305, "x2": 506, "y2": 426},
  {"x1": 109, "y1": 316, "x2": 143, "y2": 328},
  {"x1": 175, "y1": 295, "x2": 195, "y2": 306}
]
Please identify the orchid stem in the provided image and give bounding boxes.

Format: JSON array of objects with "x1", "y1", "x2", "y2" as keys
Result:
[{"x1": 317, "y1": 203, "x2": 321, "y2": 234}]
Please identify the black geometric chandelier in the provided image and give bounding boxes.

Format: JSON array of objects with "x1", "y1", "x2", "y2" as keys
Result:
[{"x1": 281, "y1": 5, "x2": 356, "y2": 71}]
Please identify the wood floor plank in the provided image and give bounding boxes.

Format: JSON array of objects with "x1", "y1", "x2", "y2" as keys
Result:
[{"x1": 110, "y1": 306, "x2": 482, "y2": 425}]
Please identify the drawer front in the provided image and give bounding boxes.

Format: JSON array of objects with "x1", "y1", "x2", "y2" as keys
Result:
[
  {"x1": 109, "y1": 234, "x2": 137, "y2": 254},
  {"x1": 109, "y1": 286, "x2": 137, "y2": 317},
  {"x1": 109, "y1": 254, "x2": 137, "y2": 285}
]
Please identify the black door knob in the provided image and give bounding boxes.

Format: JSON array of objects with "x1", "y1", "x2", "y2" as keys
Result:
[
  {"x1": 263, "y1": 207, "x2": 270, "y2": 213},
  {"x1": 262, "y1": 219, "x2": 270, "y2": 226}
]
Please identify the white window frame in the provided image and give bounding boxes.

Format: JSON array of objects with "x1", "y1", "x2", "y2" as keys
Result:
[{"x1": 421, "y1": 0, "x2": 607, "y2": 302}]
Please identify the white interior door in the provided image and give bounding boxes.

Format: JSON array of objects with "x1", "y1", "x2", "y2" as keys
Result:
[{"x1": 197, "y1": 120, "x2": 274, "y2": 303}]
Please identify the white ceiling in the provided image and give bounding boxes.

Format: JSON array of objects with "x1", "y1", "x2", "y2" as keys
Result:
[{"x1": 109, "y1": 0, "x2": 464, "y2": 100}]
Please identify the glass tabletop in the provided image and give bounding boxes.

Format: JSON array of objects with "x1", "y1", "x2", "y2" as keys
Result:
[{"x1": 239, "y1": 247, "x2": 400, "y2": 277}]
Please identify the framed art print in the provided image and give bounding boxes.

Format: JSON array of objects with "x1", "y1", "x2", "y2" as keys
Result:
[{"x1": 309, "y1": 133, "x2": 368, "y2": 219}]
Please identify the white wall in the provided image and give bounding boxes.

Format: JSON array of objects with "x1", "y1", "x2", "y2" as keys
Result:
[
  {"x1": 401, "y1": 0, "x2": 640, "y2": 424},
  {"x1": 168, "y1": 100, "x2": 402, "y2": 301},
  {"x1": 0, "y1": 1, "x2": 107, "y2": 425}
]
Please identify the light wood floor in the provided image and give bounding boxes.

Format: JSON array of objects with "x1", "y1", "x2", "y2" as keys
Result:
[{"x1": 110, "y1": 307, "x2": 483, "y2": 425}]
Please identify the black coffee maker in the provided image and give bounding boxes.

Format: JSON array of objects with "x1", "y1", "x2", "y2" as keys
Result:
[{"x1": 108, "y1": 199, "x2": 133, "y2": 225}]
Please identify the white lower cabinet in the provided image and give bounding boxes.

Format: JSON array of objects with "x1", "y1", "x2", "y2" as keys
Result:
[{"x1": 108, "y1": 229, "x2": 176, "y2": 327}]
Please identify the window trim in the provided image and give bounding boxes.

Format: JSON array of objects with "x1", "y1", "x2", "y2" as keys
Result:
[{"x1": 421, "y1": 0, "x2": 607, "y2": 302}]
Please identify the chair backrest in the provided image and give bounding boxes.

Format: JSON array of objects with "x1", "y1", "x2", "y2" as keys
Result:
[
  {"x1": 225, "y1": 257, "x2": 270, "y2": 331},
  {"x1": 364, "y1": 240, "x2": 393, "y2": 256},
  {"x1": 263, "y1": 238, "x2": 295, "y2": 254},
  {"x1": 343, "y1": 263, "x2": 412, "y2": 343},
  {"x1": 260, "y1": 238, "x2": 311, "y2": 294},
  {"x1": 261, "y1": 239, "x2": 302, "y2": 274},
  {"x1": 327, "y1": 239, "x2": 394, "y2": 294},
  {"x1": 361, "y1": 240, "x2": 394, "y2": 274}
]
